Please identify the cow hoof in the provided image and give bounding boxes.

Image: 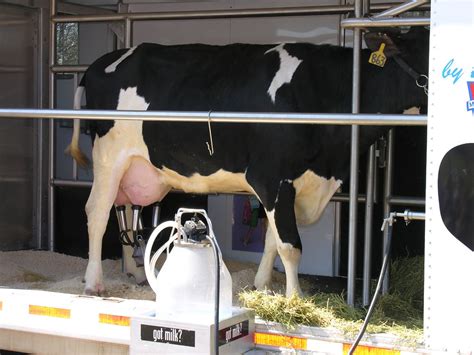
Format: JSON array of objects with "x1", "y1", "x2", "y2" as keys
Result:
[
  {"x1": 254, "y1": 285, "x2": 272, "y2": 295},
  {"x1": 84, "y1": 284, "x2": 105, "y2": 297},
  {"x1": 137, "y1": 278, "x2": 149, "y2": 287},
  {"x1": 126, "y1": 272, "x2": 148, "y2": 286}
]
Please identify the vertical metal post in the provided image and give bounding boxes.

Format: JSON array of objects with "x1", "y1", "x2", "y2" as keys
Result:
[
  {"x1": 121, "y1": 11, "x2": 132, "y2": 274},
  {"x1": 334, "y1": 0, "x2": 345, "y2": 278},
  {"x1": 363, "y1": 0, "x2": 371, "y2": 15},
  {"x1": 382, "y1": 129, "x2": 394, "y2": 294},
  {"x1": 48, "y1": 0, "x2": 56, "y2": 251},
  {"x1": 124, "y1": 17, "x2": 132, "y2": 48},
  {"x1": 347, "y1": 0, "x2": 362, "y2": 306},
  {"x1": 363, "y1": 145, "x2": 375, "y2": 306},
  {"x1": 72, "y1": 73, "x2": 79, "y2": 180},
  {"x1": 333, "y1": 201, "x2": 342, "y2": 276},
  {"x1": 37, "y1": 7, "x2": 46, "y2": 249}
]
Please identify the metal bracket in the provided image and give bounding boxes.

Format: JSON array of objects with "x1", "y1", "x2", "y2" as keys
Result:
[{"x1": 381, "y1": 209, "x2": 425, "y2": 231}]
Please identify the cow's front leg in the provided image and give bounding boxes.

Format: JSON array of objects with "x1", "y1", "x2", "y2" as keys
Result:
[
  {"x1": 84, "y1": 166, "x2": 122, "y2": 296},
  {"x1": 267, "y1": 180, "x2": 303, "y2": 297}
]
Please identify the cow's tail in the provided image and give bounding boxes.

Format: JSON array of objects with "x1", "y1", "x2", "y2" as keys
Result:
[{"x1": 65, "y1": 80, "x2": 90, "y2": 168}]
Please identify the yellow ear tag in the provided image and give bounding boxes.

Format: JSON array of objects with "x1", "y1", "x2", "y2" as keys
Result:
[{"x1": 369, "y1": 43, "x2": 387, "y2": 67}]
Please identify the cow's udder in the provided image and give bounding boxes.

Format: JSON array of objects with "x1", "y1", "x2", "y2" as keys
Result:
[{"x1": 115, "y1": 156, "x2": 171, "y2": 206}]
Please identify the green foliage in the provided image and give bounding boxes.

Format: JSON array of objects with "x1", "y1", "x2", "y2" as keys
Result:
[{"x1": 56, "y1": 23, "x2": 78, "y2": 65}]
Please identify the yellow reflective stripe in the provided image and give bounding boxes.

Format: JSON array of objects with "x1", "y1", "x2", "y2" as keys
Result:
[
  {"x1": 29, "y1": 305, "x2": 71, "y2": 319},
  {"x1": 0, "y1": 301, "x2": 3, "y2": 311},
  {"x1": 99, "y1": 313, "x2": 130, "y2": 326},
  {"x1": 255, "y1": 332, "x2": 307, "y2": 350},
  {"x1": 343, "y1": 344, "x2": 401, "y2": 355}
]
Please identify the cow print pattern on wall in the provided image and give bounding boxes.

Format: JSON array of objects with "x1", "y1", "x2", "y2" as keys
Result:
[{"x1": 438, "y1": 143, "x2": 474, "y2": 251}]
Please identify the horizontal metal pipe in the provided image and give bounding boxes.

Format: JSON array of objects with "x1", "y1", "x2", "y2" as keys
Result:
[
  {"x1": 394, "y1": 210, "x2": 425, "y2": 221},
  {"x1": 373, "y1": 0, "x2": 428, "y2": 18},
  {"x1": 332, "y1": 193, "x2": 366, "y2": 203},
  {"x1": 341, "y1": 16, "x2": 429, "y2": 28},
  {"x1": 0, "y1": 177, "x2": 30, "y2": 183},
  {"x1": 0, "y1": 109, "x2": 427, "y2": 126},
  {"x1": 52, "y1": 3, "x2": 428, "y2": 23},
  {"x1": 51, "y1": 65, "x2": 88, "y2": 73},
  {"x1": 0, "y1": 66, "x2": 28, "y2": 73},
  {"x1": 388, "y1": 195, "x2": 425, "y2": 206},
  {"x1": 53, "y1": 179, "x2": 92, "y2": 187}
]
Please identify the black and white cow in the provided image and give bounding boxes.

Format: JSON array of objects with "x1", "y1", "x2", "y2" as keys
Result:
[{"x1": 68, "y1": 27, "x2": 429, "y2": 296}]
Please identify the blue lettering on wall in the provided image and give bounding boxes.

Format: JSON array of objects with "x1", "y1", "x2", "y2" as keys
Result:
[{"x1": 442, "y1": 59, "x2": 464, "y2": 84}]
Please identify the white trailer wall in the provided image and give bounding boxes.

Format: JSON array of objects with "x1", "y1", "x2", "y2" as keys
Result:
[{"x1": 425, "y1": 0, "x2": 474, "y2": 351}]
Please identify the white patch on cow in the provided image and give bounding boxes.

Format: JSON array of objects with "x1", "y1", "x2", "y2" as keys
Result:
[
  {"x1": 117, "y1": 87, "x2": 150, "y2": 111},
  {"x1": 403, "y1": 106, "x2": 421, "y2": 115},
  {"x1": 84, "y1": 89, "x2": 151, "y2": 295},
  {"x1": 293, "y1": 170, "x2": 341, "y2": 225},
  {"x1": 262, "y1": 208, "x2": 302, "y2": 297},
  {"x1": 278, "y1": 243, "x2": 303, "y2": 297},
  {"x1": 84, "y1": 259, "x2": 104, "y2": 295},
  {"x1": 274, "y1": 179, "x2": 295, "y2": 203},
  {"x1": 265, "y1": 44, "x2": 302, "y2": 103},
  {"x1": 160, "y1": 167, "x2": 251, "y2": 194},
  {"x1": 105, "y1": 46, "x2": 137, "y2": 73},
  {"x1": 254, "y1": 220, "x2": 278, "y2": 291}
]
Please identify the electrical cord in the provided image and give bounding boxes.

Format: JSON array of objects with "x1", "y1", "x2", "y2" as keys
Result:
[{"x1": 348, "y1": 216, "x2": 394, "y2": 355}]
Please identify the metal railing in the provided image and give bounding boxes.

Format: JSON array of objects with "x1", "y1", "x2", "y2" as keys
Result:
[{"x1": 0, "y1": 109, "x2": 428, "y2": 125}]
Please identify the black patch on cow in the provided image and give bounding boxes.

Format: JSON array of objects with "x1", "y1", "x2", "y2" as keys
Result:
[
  {"x1": 438, "y1": 143, "x2": 474, "y2": 251},
  {"x1": 274, "y1": 180, "x2": 302, "y2": 249}
]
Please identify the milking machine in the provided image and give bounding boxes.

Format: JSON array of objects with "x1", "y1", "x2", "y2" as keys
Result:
[
  {"x1": 115, "y1": 203, "x2": 162, "y2": 267},
  {"x1": 129, "y1": 208, "x2": 255, "y2": 354}
]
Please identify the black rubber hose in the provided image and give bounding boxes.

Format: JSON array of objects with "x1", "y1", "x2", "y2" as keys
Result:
[
  {"x1": 119, "y1": 230, "x2": 133, "y2": 246},
  {"x1": 348, "y1": 221, "x2": 393, "y2": 354}
]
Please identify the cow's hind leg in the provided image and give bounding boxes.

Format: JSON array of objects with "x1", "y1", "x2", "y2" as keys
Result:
[
  {"x1": 254, "y1": 226, "x2": 278, "y2": 291},
  {"x1": 255, "y1": 180, "x2": 303, "y2": 297},
  {"x1": 84, "y1": 166, "x2": 123, "y2": 295},
  {"x1": 271, "y1": 181, "x2": 303, "y2": 296}
]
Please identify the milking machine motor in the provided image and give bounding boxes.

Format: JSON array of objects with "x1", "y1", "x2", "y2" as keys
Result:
[{"x1": 130, "y1": 208, "x2": 255, "y2": 354}]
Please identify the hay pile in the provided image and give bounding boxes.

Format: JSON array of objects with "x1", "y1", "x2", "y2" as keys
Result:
[{"x1": 239, "y1": 256, "x2": 424, "y2": 345}]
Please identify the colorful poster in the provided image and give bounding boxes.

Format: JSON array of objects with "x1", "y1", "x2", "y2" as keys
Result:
[{"x1": 231, "y1": 195, "x2": 266, "y2": 252}]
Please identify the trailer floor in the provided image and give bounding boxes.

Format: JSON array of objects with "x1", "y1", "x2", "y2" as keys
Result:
[{"x1": 0, "y1": 249, "x2": 321, "y2": 302}]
